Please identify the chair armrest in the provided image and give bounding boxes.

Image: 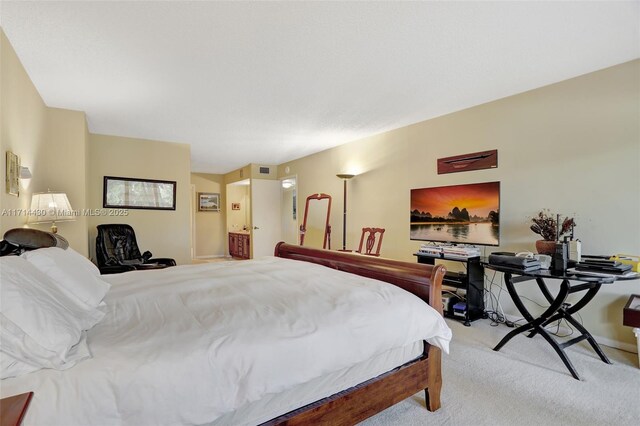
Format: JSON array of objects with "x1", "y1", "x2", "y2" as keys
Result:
[
  {"x1": 148, "y1": 258, "x2": 176, "y2": 267},
  {"x1": 99, "y1": 265, "x2": 136, "y2": 275}
]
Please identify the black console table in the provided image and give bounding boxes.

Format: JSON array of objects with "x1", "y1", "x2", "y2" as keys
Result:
[
  {"x1": 482, "y1": 264, "x2": 636, "y2": 380},
  {"x1": 415, "y1": 253, "x2": 485, "y2": 326}
]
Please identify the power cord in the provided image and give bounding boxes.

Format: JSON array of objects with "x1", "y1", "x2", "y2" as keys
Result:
[
  {"x1": 483, "y1": 272, "x2": 581, "y2": 337},
  {"x1": 505, "y1": 294, "x2": 581, "y2": 338},
  {"x1": 484, "y1": 270, "x2": 517, "y2": 327}
]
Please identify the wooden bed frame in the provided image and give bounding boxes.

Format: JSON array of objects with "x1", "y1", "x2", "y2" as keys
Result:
[
  {"x1": 0, "y1": 230, "x2": 446, "y2": 426},
  {"x1": 265, "y1": 242, "x2": 447, "y2": 426}
]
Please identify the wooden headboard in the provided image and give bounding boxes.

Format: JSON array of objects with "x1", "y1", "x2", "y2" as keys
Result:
[{"x1": 274, "y1": 242, "x2": 446, "y2": 315}]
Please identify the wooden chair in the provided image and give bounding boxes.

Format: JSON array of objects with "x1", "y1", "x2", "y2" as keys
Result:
[{"x1": 356, "y1": 227, "x2": 385, "y2": 257}]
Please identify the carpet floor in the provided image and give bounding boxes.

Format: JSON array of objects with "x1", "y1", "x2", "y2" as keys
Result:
[{"x1": 362, "y1": 319, "x2": 640, "y2": 425}]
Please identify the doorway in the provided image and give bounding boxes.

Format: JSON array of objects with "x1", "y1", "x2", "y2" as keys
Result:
[
  {"x1": 226, "y1": 178, "x2": 284, "y2": 258},
  {"x1": 280, "y1": 176, "x2": 298, "y2": 245}
]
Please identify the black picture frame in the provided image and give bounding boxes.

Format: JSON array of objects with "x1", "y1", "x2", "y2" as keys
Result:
[{"x1": 103, "y1": 176, "x2": 176, "y2": 210}]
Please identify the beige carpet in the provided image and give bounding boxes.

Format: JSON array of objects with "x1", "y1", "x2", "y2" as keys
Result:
[{"x1": 362, "y1": 319, "x2": 640, "y2": 425}]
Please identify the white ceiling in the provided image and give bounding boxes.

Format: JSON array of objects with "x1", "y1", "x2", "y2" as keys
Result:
[{"x1": 2, "y1": 1, "x2": 638, "y2": 174}]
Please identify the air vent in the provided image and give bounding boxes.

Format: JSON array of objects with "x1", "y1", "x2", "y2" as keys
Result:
[{"x1": 259, "y1": 167, "x2": 270, "y2": 174}]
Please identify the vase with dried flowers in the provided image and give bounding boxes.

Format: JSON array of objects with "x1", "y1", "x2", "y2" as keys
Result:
[{"x1": 530, "y1": 209, "x2": 576, "y2": 255}]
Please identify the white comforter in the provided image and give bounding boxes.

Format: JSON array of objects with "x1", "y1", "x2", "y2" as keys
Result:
[{"x1": 2, "y1": 256, "x2": 451, "y2": 425}]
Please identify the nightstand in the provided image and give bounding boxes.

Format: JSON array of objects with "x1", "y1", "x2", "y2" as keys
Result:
[{"x1": 0, "y1": 392, "x2": 33, "y2": 426}]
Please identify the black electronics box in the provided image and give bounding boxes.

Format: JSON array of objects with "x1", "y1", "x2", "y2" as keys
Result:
[{"x1": 623, "y1": 294, "x2": 640, "y2": 328}]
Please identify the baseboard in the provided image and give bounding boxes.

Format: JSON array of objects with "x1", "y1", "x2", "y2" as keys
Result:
[
  {"x1": 501, "y1": 313, "x2": 638, "y2": 354},
  {"x1": 592, "y1": 334, "x2": 638, "y2": 354},
  {"x1": 194, "y1": 255, "x2": 226, "y2": 259}
]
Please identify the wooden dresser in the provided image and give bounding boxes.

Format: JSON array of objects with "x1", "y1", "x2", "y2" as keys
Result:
[{"x1": 228, "y1": 232, "x2": 250, "y2": 259}]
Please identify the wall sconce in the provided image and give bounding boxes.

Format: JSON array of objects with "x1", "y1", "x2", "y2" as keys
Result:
[
  {"x1": 27, "y1": 191, "x2": 75, "y2": 233},
  {"x1": 19, "y1": 167, "x2": 32, "y2": 180}
]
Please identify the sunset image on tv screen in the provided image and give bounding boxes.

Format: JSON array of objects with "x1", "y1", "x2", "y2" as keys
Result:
[{"x1": 410, "y1": 181, "x2": 500, "y2": 246}]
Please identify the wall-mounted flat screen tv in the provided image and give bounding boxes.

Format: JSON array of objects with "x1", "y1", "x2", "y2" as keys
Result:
[{"x1": 410, "y1": 181, "x2": 500, "y2": 246}]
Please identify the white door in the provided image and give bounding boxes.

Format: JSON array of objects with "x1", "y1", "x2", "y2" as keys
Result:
[{"x1": 251, "y1": 179, "x2": 282, "y2": 258}]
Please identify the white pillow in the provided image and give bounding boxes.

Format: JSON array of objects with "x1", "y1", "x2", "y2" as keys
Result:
[
  {"x1": 0, "y1": 317, "x2": 92, "y2": 379},
  {"x1": 0, "y1": 322, "x2": 91, "y2": 379},
  {"x1": 1, "y1": 349, "x2": 41, "y2": 379},
  {"x1": 22, "y1": 247, "x2": 110, "y2": 309},
  {"x1": 0, "y1": 256, "x2": 101, "y2": 370},
  {"x1": 66, "y1": 247, "x2": 101, "y2": 276}
]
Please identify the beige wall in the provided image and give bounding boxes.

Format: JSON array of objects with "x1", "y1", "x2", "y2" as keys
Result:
[
  {"x1": 191, "y1": 172, "x2": 226, "y2": 258},
  {"x1": 224, "y1": 165, "x2": 252, "y2": 185},
  {"x1": 88, "y1": 134, "x2": 192, "y2": 265},
  {"x1": 279, "y1": 60, "x2": 640, "y2": 349},
  {"x1": 250, "y1": 163, "x2": 278, "y2": 180},
  {"x1": 1, "y1": 31, "x2": 89, "y2": 255},
  {"x1": 41, "y1": 108, "x2": 89, "y2": 254},
  {"x1": 1, "y1": 29, "x2": 47, "y2": 232}
]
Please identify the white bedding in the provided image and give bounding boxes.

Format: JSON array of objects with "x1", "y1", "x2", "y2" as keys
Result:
[{"x1": 1, "y1": 256, "x2": 451, "y2": 425}]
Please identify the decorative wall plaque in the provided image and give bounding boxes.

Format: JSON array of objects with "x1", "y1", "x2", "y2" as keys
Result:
[{"x1": 437, "y1": 149, "x2": 498, "y2": 174}]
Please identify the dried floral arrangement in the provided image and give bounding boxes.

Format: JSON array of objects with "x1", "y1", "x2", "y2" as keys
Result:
[{"x1": 530, "y1": 209, "x2": 576, "y2": 241}]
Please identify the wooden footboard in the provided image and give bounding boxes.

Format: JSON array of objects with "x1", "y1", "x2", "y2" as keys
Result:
[
  {"x1": 270, "y1": 242, "x2": 446, "y2": 425},
  {"x1": 274, "y1": 242, "x2": 446, "y2": 314}
]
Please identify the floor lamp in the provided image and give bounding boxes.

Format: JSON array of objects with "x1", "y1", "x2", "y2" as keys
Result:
[{"x1": 336, "y1": 173, "x2": 355, "y2": 251}]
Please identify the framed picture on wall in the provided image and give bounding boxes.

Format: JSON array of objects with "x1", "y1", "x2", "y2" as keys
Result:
[
  {"x1": 231, "y1": 203, "x2": 240, "y2": 210},
  {"x1": 5, "y1": 151, "x2": 20, "y2": 196},
  {"x1": 198, "y1": 192, "x2": 220, "y2": 212},
  {"x1": 104, "y1": 176, "x2": 176, "y2": 210}
]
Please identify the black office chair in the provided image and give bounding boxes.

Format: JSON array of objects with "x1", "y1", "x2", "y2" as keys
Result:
[{"x1": 95, "y1": 224, "x2": 176, "y2": 274}]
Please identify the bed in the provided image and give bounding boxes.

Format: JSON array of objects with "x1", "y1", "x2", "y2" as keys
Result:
[{"x1": 0, "y1": 230, "x2": 451, "y2": 426}]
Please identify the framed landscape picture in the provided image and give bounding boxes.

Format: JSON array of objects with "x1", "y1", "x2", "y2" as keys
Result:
[
  {"x1": 103, "y1": 176, "x2": 176, "y2": 210},
  {"x1": 198, "y1": 192, "x2": 220, "y2": 211}
]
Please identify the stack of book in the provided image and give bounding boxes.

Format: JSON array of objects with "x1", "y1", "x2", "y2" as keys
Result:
[
  {"x1": 417, "y1": 244, "x2": 481, "y2": 258},
  {"x1": 569, "y1": 256, "x2": 637, "y2": 278},
  {"x1": 418, "y1": 245, "x2": 443, "y2": 256},
  {"x1": 442, "y1": 246, "x2": 481, "y2": 258}
]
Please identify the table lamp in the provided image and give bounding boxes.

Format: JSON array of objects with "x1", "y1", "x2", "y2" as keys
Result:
[{"x1": 27, "y1": 191, "x2": 75, "y2": 233}]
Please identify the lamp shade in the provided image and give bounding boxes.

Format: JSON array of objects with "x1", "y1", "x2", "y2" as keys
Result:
[
  {"x1": 336, "y1": 173, "x2": 355, "y2": 180},
  {"x1": 28, "y1": 192, "x2": 75, "y2": 225}
]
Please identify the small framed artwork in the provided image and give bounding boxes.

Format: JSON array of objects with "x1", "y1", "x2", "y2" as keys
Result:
[
  {"x1": 5, "y1": 151, "x2": 20, "y2": 196},
  {"x1": 231, "y1": 203, "x2": 241, "y2": 210},
  {"x1": 198, "y1": 192, "x2": 220, "y2": 211}
]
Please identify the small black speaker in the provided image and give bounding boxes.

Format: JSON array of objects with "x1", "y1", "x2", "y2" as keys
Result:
[{"x1": 553, "y1": 242, "x2": 568, "y2": 272}]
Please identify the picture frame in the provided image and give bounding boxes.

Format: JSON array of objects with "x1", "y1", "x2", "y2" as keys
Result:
[
  {"x1": 231, "y1": 202, "x2": 241, "y2": 211},
  {"x1": 103, "y1": 176, "x2": 176, "y2": 210},
  {"x1": 5, "y1": 151, "x2": 20, "y2": 196},
  {"x1": 198, "y1": 192, "x2": 220, "y2": 212}
]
